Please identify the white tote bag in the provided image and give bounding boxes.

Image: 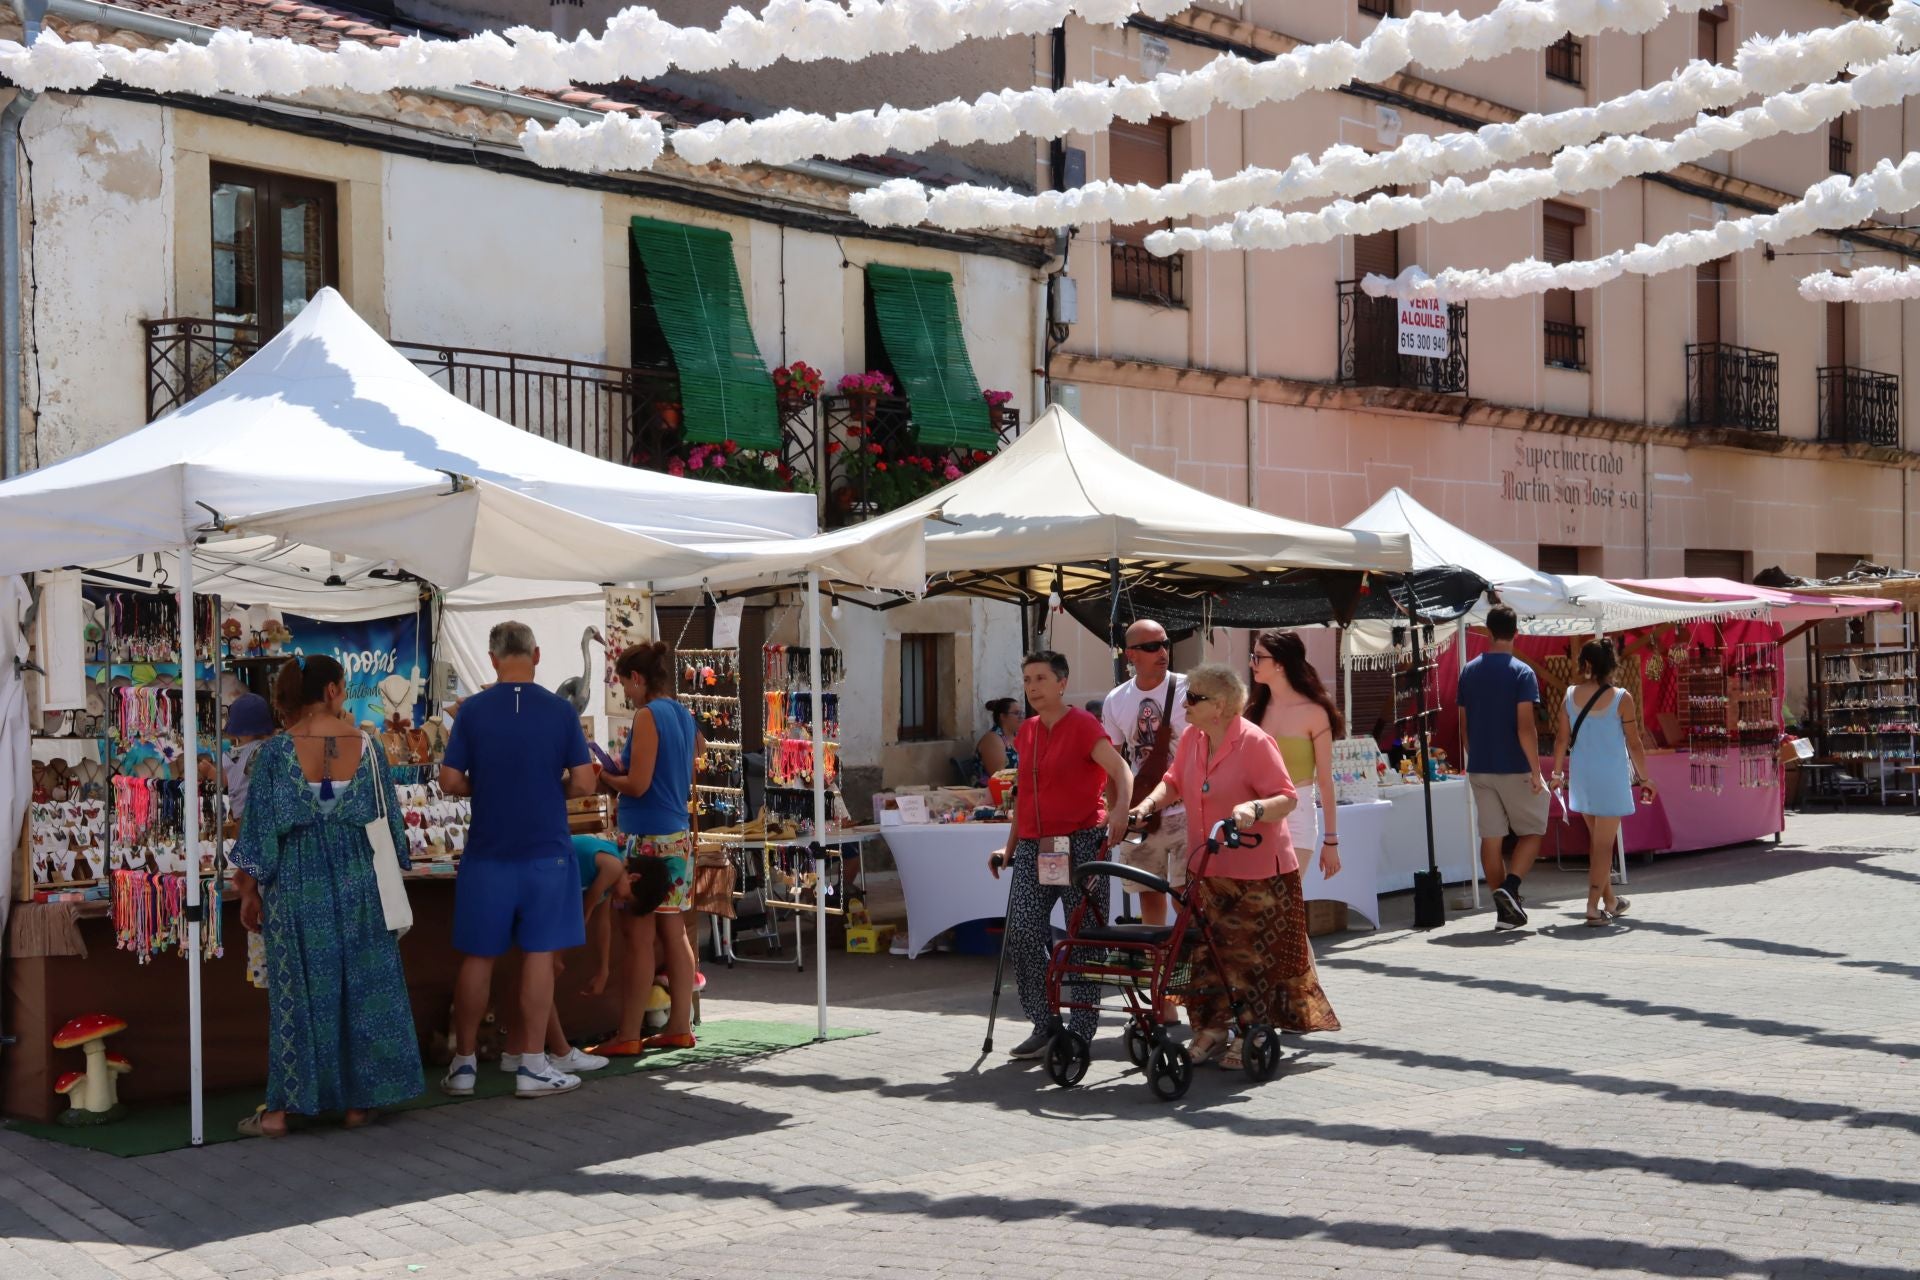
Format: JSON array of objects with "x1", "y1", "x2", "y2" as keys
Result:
[{"x1": 360, "y1": 733, "x2": 413, "y2": 937}]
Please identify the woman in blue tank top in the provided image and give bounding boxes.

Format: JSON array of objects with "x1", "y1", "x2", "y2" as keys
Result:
[{"x1": 592, "y1": 641, "x2": 701, "y2": 1054}]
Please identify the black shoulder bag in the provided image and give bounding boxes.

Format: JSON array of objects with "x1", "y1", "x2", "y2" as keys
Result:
[{"x1": 1566, "y1": 686, "x2": 1611, "y2": 753}]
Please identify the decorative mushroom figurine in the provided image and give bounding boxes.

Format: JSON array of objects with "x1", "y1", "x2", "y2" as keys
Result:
[
  {"x1": 52, "y1": 1013, "x2": 129, "y2": 1125},
  {"x1": 53, "y1": 1071, "x2": 84, "y2": 1112}
]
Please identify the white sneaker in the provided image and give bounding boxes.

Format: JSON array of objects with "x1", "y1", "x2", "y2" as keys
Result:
[
  {"x1": 500, "y1": 1048, "x2": 609, "y2": 1073},
  {"x1": 514, "y1": 1065, "x2": 581, "y2": 1098},
  {"x1": 440, "y1": 1062, "x2": 477, "y2": 1096},
  {"x1": 552, "y1": 1048, "x2": 609, "y2": 1072}
]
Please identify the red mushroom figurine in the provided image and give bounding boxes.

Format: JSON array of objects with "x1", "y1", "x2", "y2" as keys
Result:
[
  {"x1": 52, "y1": 1013, "x2": 129, "y2": 1124},
  {"x1": 53, "y1": 1071, "x2": 84, "y2": 1112}
]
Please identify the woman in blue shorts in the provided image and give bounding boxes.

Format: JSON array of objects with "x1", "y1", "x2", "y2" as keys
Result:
[{"x1": 593, "y1": 641, "x2": 700, "y2": 1053}]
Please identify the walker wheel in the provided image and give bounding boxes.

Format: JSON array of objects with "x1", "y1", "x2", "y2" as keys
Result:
[
  {"x1": 1241, "y1": 1024, "x2": 1283, "y2": 1082},
  {"x1": 1046, "y1": 1031, "x2": 1090, "y2": 1088},
  {"x1": 1147, "y1": 1042, "x2": 1192, "y2": 1101},
  {"x1": 1124, "y1": 1023, "x2": 1151, "y2": 1069}
]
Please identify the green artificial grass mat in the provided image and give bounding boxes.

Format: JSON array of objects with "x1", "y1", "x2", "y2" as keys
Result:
[{"x1": 7, "y1": 1019, "x2": 871, "y2": 1158}]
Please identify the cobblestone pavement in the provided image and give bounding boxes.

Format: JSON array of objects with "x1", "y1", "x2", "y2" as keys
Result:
[{"x1": 3, "y1": 810, "x2": 1918, "y2": 1280}]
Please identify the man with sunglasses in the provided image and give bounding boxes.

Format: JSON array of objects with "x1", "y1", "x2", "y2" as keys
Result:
[{"x1": 1100, "y1": 619, "x2": 1188, "y2": 927}]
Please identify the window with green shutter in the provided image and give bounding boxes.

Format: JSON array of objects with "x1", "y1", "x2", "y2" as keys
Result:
[
  {"x1": 864, "y1": 264, "x2": 996, "y2": 450},
  {"x1": 629, "y1": 217, "x2": 779, "y2": 449}
]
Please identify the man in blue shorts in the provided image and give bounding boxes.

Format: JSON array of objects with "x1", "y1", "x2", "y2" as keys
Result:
[{"x1": 439, "y1": 621, "x2": 599, "y2": 1098}]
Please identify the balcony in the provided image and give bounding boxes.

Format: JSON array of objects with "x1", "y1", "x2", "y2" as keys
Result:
[
  {"x1": 1818, "y1": 366, "x2": 1901, "y2": 447},
  {"x1": 1545, "y1": 35, "x2": 1582, "y2": 86},
  {"x1": 1335, "y1": 281, "x2": 1469, "y2": 395},
  {"x1": 1111, "y1": 242, "x2": 1185, "y2": 308},
  {"x1": 144, "y1": 316, "x2": 815, "y2": 489},
  {"x1": 1685, "y1": 342, "x2": 1780, "y2": 434},
  {"x1": 1544, "y1": 320, "x2": 1586, "y2": 371},
  {"x1": 821, "y1": 393, "x2": 1020, "y2": 528}
]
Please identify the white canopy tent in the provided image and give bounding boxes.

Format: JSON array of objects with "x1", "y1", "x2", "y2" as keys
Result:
[
  {"x1": 884, "y1": 405, "x2": 1413, "y2": 599},
  {"x1": 1339, "y1": 488, "x2": 1776, "y2": 903},
  {"x1": 0, "y1": 290, "x2": 925, "y2": 1143}
]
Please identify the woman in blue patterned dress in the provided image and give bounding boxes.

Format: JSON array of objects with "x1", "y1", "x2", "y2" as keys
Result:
[
  {"x1": 1551, "y1": 640, "x2": 1654, "y2": 928},
  {"x1": 230, "y1": 655, "x2": 422, "y2": 1136}
]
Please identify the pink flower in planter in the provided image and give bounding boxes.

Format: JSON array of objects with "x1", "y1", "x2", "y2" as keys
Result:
[
  {"x1": 943, "y1": 463, "x2": 962, "y2": 480},
  {"x1": 667, "y1": 458, "x2": 687, "y2": 476}
]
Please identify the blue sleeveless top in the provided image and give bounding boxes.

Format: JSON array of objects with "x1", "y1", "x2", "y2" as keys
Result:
[{"x1": 619, "y1": 697, "x2": 697, "y2": 837}]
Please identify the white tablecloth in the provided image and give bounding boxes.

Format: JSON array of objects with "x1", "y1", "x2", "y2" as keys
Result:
[
  {"x1": 882, "y1": 823, "x2": 1116, "y2": 958},
  {"x1": 1299, "y1": 798, "x2": 1388, "y2": 928},
  {"x1": 1377, "y1": 779, "x2": 1477, "y2": 893}
]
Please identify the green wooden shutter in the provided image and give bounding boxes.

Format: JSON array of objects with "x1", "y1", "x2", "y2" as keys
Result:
[
  {"x1": 629, "y1": 217, "x2": 779, "y2": 449},
  {"x1": 865, "y1": 264, "x2": 996, "y2": 450}
]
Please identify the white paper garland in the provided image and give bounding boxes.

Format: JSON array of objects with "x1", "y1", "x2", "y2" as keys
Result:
[
  {"x1": 851, "y1": 13, "x2": 1912, "y2": 231},
  {"x1": 633, "y1": 0, "x2": 1720, "y2": 171},
  {"x1": 1362, "y1": 153, "x2": 1920, "y2": 302},
  {"x1": 1151, "y1": 48, "x2": 1920, "y2": 257},
  {"x1": 522, "y1": 112, "x2": 667, "y2": 172},
  {"x1": 0, "y1": 1, "x2": 1191, "y2": 96},
  {"x1": 1799, "y1": 265, "x2": 1920, "y2": 302}
]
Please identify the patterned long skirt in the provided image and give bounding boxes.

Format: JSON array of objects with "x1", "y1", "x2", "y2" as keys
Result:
[{"x1": 1184, "y1": 869, "x2": 1341, "y2": 1034}]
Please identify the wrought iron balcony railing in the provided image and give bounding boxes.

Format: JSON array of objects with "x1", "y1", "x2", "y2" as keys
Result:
[
  {"x1": 1685, "y1": 342, "x2": 1780, "y2": 434},
  {"x1": 1111, "y1": 242, "x2": 1185, "y2": 307},
  {"x1": 144, "y1": 317, "x2": 815, "y2": 490},
  {"x1": 821, "y1": 393, "x2": 1020, "y2": 528},
  {"x1": 1817, "y1": 365, "x2": 1900, "y2": 447},
  {"x1": 1335, "y1": 281, "x2": 1469, "y2": 395},
  {"x1": 1544, "y1": 320, "x2": 1586, "y2": 371},
  {"x1": 1545, "y1": 35, "x2": 1582, "y2": 85},
  {"x1": 1830, "y1": 133, "x2": 1854, "y2": 176}
]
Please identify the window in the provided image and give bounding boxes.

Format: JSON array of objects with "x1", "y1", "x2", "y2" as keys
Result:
[
  {"x1": 1684, "y1": 549, "x2": 1748, "y2": 582},
  {"x1": 865, "y1": 265, "x2": 996, "y2": 449},
  {"x1": 898, "y1": 634, "x2": 942, "y2": 742},
  {"x1": 628, "y1": 218, "x2": 780, "y2": 449},
  {"x1": 1545, "y1": 34, "x2": 1582, "y2": 85},
  {"x1": 210, "y1": 164, "x2": 337, "y2": 337},
  {"x1": 1537, "y1": 545, "x2": 1586, "y2": 576},
  {"x1": 1109, "y1": 119, "x2": 1184, "y2": 306},
  {"x1": 1359, "y1": 0, "x2": 1393, "y2": 16},
  {"x1": 1827, "y1": 300, "x2": 1850, "y2": 369},
  {"x1": 1829, "y1": 114, "x2": 1854, "y2": 175},
  {"x1": 1697, "y1": 5, "x2": 1728, "y2": 65},
  {"x1": 1542, "y1": 202, "x2": 1586, "y2": 370}
]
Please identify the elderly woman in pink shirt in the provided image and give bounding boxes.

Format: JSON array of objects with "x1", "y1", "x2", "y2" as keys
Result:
[{"x1": 1130, "y1": 663, "x2": 1341, "y2": 1068}]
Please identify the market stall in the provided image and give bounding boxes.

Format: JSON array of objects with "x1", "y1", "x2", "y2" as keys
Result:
[
  {"x1": 0, "y1": 291, "x2": 930, "y2": 1139},
  {"x1": 804, "y1": 406, "x2": 1413, "y2": 952}
]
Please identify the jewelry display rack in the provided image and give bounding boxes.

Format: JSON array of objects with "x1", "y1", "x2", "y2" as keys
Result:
[
  {"x1": 1729, "y1": 642, "x2": 1782, "y2": 791},
  {"x1": 1811, "y1": 613, "x2": 1918, "y2": 805},
  {"x1": 1678, "y1": 646, "x2": 1729, "y2": 794}
]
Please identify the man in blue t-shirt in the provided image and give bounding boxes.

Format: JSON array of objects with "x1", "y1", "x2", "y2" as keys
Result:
[
  {"x1": 1457, "y1": 603, "x2": 1547, "y2": 931},
  {"x1": 439, "y1": 621, "x2": 599, "y2": 1099}
]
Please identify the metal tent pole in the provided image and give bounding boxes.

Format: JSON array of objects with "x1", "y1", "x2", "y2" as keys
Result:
[
  {"x1": 1457, "y1": 622, "x2": 1481, "y2": 909},
  {"x1": 806, "y1": 570, "x2": 828, "y2": 1040},
  {"x1": 178, "y1": 547, "x2": 205, "y2": 1146},
  {"x1": 1410, "y1": 616, "x2": 1445, "y2": 929}
]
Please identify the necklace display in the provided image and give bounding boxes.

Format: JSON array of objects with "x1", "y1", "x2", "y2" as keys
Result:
[{"x1": 761, "y1": 642, "x2": 847, "y2": 833}]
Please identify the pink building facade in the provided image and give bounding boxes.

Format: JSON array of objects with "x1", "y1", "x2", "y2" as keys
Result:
[{"x1": 1040, "y1": 1, "x2": 1918, "y2": 707}]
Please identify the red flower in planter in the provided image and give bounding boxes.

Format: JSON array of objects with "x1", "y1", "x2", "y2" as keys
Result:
[
  {"x1": 868, "y1": 443, "x2": 884, "y2": 455},
  {"x1": 827, "y1": 441, "x2": 843, "y2": 454},
  {"x1": 876, "y1": 461, "x2": 889, "y2": 472},
  {"x1": 722, "y1": 439, "x2": 740, "y2": 455}
]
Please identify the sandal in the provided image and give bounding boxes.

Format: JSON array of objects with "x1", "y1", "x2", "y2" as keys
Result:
[
  {"x1": 1188, "y1": 1031, "x2": 1227, "y2": 1065},
  {"x1": 588, "y1": 1038, "x2": 647, "y2": 1057},
  {"x1": 236, "y1": 1108, "x2": 287, "y2": 1139},
  {"x1": 1606, "y1": 897, "x2": 1631, "y2": 918},
  {"x1": 1219, "y1": 1040, "x2": 1244, "y2": 1071},
  {"x1": 641, "y1": 1033, "x2": 697, "y2": 1051}
]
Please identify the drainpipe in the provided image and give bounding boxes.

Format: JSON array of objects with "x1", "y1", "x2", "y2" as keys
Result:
[{"x1": 3, "y1": 0, "x2": 45, "y2": 479}]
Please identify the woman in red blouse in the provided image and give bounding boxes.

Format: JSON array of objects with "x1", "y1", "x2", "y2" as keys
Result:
[
  {"x1": 989, "y1": 650, "x2": 1133, "y2": 1061},
  {"x1": 1130, "y1": 663, "x2": 1341, "y2": 1068}
]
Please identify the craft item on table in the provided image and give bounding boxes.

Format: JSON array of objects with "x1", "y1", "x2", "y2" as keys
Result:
[
  {"x1": 51, "y1": 1013, "x2": 130, "y2": 1126},
  {"x1": 258, "y1": 618, "x2": 292, "y2": 655}
]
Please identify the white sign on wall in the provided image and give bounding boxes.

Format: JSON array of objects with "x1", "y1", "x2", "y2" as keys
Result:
[{"x1": 1397, "y1": 296, "x2": 1450, "y2": 359}]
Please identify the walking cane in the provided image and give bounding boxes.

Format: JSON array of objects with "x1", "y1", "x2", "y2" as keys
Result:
[{"x1": 981, "y1": 858, "x2": 1019, "y2": 1054}]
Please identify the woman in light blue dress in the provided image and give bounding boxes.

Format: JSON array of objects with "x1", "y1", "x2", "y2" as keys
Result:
[{"x1": 1551, "y1": 640, "x2": 1654, "y2": 927}]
